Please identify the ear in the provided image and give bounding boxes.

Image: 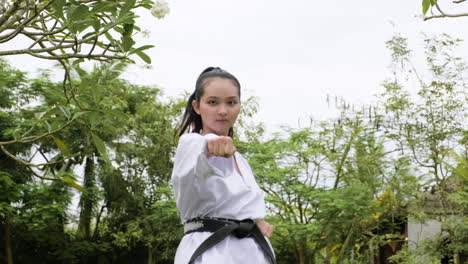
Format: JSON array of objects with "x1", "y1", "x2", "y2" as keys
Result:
[{"x1": 192, "y1": 100, "x2": 200, "y2": 115}]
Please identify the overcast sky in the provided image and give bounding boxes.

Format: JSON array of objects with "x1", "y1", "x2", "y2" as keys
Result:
[{"x1": 4, "y1": 0, "x2": 468, "y2": 132}]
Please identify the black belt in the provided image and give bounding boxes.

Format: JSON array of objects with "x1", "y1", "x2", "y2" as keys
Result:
[{"x1": 184, "y1": 217, "x2": 276, "y2": 264}]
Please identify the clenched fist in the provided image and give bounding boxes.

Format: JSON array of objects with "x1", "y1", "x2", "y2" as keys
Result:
[{"x1": 207, "y1": 136, "x2": 236, "y2": 158}]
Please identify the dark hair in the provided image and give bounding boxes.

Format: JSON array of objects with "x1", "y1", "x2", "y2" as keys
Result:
[{"x1": 175, "y1": 67, "x2": 241, "y2": 139}]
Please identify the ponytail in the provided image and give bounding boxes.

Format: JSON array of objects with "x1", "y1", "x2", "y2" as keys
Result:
[{"x1": 174, "y1": 92, "x2": 203, "y2": 139}]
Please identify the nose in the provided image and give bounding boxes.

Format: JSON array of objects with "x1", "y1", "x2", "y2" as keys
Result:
[{"x1": 218, "y1": 104, "x2": 228, "y2": 116}]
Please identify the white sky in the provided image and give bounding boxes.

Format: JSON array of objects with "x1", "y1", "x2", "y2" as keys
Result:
[{"x1": 4, "y1": 0, "x2": 468, "y2": 132}]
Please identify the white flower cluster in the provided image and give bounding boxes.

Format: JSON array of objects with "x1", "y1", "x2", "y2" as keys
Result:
[{"x1": 151, "y1": 0, "x2": 170, "y2": 19}]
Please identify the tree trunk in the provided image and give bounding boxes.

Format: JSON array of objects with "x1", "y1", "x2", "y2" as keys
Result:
[
  {"x1": 92, "y1": 203, "x2": 106, "y2": 240},
  {"x1": 77, "y1": 155, "x2": 96, "y2": 239},
  {"x1": 454, "y1": 253, "x2": 460, "y2": 264},
  {"x1": 336, "y1": 226, "x2": 353, "y2": 263},
  {"x1": 4, "y1": 215, "x2": 13, "y2": 264},
  {"x1": 147, "y1": 245, "x2": 153, "y2": 264},
  {"x1": 295, "y1": 243, "x2": 306, "y2": 264},
  {"x1": 369, "y1": 239, "x2": 375, "y2": 264}
]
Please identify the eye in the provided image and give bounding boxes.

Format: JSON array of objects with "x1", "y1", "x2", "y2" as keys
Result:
[
  {"x1": 228, "y1": 100, "x2": 238, "y2": 105},
  {"x1": 207, "y1": 100, "x2": 217, "y2": 105}
]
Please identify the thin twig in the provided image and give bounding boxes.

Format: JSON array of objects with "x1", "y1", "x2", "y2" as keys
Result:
[
  {"x1": 58, "y1": 60, "x2": 85, "y2": 109},
  {"x1": 88, "y1": 35, "x2": 99, "y2": 56},
  {"x1": 435, "y1": 3, "x2": 446, "y2": 15},
  {"x1": 27, "y1": 33, "x2": 48, "y2": 49},
  {"x1": 29, "y1": 167, "x2": 58, "y2": 181},
  {"x1": 59, "y1": 60, "x2": 71, "y2": 104},
  {"x1": 20, "y1": 27, "x2": 66, "y2": 36}
]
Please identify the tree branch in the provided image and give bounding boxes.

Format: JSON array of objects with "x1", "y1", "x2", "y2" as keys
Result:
[
  {"x1": 0, "y1": 145, "x2": 61, "y2": 168},
  {"x1": 424, "y1": 12, "x2": 468, "y2": 20},
  {"x1": 25, "y1": 51, "x2": 125, "y2": 61},
  {"x1": 0, "y1": 1, "x2": 54, "y2": 43},
  {"x1": 0, "y1": 118, "x2": 75, "y2": 145},
  {"x1": 0, "y1": 1, "x2": 20, "y2": 32},
  {"x1": 0, "y1": 33, "x2": 99, "y2": 55},
  {"x1": 58, "y1": 59, "x2": 88, "y2": 110}
]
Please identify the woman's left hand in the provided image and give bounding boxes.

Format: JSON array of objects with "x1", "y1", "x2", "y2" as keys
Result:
[{"x1": 256, "y1": 220, "x2": 274, "y2": 238}]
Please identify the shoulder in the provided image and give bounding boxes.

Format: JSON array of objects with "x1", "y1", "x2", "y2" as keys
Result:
[
  {"x1": 178, "y1": 133, "x2": 220, "y2": 147},
  {"x1": 174, "y1": 133, "x2": 205, "y2": 155},
  {"x1": 178, "y1": 132, "x2": 209, "y2": 147},
  {"x1": 179, "y1": 132, "x2": 204, "y2": 143}
]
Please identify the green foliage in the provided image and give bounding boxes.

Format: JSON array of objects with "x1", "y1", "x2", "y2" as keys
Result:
[
  {"x1": 0, "y1": 60, "x2": 180, "y2": 263},
  {"x1": 422, "y1": 0, "x2": 438, "y2": 15},
  {"x1": 237, "y1": 32, "x2": 467, "y2": 264}
]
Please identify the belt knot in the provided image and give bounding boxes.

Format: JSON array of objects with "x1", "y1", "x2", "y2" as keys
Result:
[{"x1": 233, "y1": 219, "x2": 255, "y2": 238}]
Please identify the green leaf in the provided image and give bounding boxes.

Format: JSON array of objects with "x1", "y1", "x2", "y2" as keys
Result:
[
  {"x1": 135, "y1": 50, "x2": 151, "y2": 64},
  {"x1": 114, "y1": 26, "x2": 124, "y2": 34},
  {"x1": 91, "y1": 82, "x2": 102, "y2": 104},
  {"x1": 70, "y1": 111, "x2": 87, "y2": 123},
  {"x1": 52, "y1": 0, "x2": 66, "y2": 20},
  {"x1": 129, "y1": 45, "x2": 155, "y2": 55},
  {"x1": 92, "y1": 18, "x2": 101, "y2": 31},
  {"x1": 91, "y1": 133, "x2": 109, "y2": 161},
  {"x1": 67, "y1": 4, "x2": 90, "y2": 22},
  {"x1": 105, "y1": 32, "x2": 117, "y2": 44},
  {"x1": 92, "y1": 1, "x2": 117, "y2": 13},
  {"x1": 45, "y1": 120, "x2": 52, "y2": 132},
  {"x1": 69, "y1": 18, "x2": 94, "y2": 34},
  {"x1": 61, "y1": 176, "x2": 84, "y2": 192},
  {"x1": 121, "y1": 0, "x2": 136, "y2": 16},
  {"x1": 58, "y1": 106, "x2": 71, "y2": 120},
  {"x1": 121, "y1": 36, "x2": 135, "y2": 51},
  {"x1": 52, "y1": 136, "x2": 71, "y2": 156},
  {"x1": 88, "y1": 112, "x2": 101, "y2": 129},
  {"x1": 72, "y1": 58, "x2": 85, "y2": 66},
  {"x1": 82, "y1": 31, "x2": 96, "y2": 40},
  {"x1": 422, "y1": 0, "x2": 431, "y2": 15},
  {"x1": 123, "y1": 23, "x2": 134, "y2": 37}
]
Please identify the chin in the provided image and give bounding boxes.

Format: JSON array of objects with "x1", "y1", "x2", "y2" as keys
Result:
[{"x1": 214, "y1": 129, "x2": 230, "y2": 136}]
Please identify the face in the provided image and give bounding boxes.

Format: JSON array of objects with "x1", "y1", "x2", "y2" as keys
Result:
[{"x1": 192, "y1": 77, "x2": 241, "y2": 136}]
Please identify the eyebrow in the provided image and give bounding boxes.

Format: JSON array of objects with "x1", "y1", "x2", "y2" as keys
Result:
[{"x1": 205, "y1": 96, "x2": 239, "y2": 100}]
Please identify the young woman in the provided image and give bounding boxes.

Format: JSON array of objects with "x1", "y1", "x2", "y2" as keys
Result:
[{"x1": 172, "y1": 67, "x2": 276, "y2": 264}]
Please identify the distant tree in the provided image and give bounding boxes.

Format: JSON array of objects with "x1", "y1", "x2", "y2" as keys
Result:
[
  {"x1": 381, "y1": 33, "x2": 468, "y2": 264},
  {"x1": 238, "y1": 103, "x2": 394, "y2": 264},
  {"x1": 0, "y1": 60, "x2": 181, "y2": 263}
]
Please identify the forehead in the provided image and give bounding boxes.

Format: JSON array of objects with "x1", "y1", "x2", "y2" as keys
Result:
[{"x1": 202, "y1": 77, "x2": 239, "y2": 98}]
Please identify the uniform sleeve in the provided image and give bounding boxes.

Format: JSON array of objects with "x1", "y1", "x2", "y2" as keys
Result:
[{"x1": 171, "y1": 133, "x2": 233, "y2": 184}]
